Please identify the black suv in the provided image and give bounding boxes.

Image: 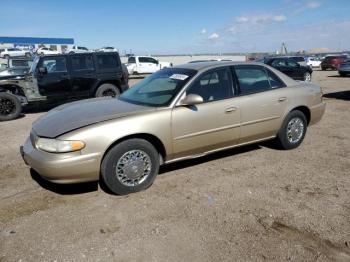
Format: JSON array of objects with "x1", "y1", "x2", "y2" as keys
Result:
[
  {"x1": 0, "y1": 52, "x2": 128, "y2": 121},
  {"x1": 263, "y1": 57, "x2": 313, "y2": 82}
]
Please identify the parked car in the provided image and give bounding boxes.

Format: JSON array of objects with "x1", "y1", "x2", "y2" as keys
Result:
[
  {"x1": 264, "y1": 57, "x2": 313, "y2": 81},
  {"x1": 7, "y1": 58, "x2": 33, "y2": 68},
  {"x1": 306, "y1": 56, "x2": 322, "y2": 68},
  {"x1": 0, "y1": 52, "x2": 128, "y2": 121},
  {"x1": 36, "y1": 47, "x2": 59, "y2": 55},
  {"x1": 66, "y1": 45, "x2": 89, "y2": 54},
  {"x1": 0, "y1": 48, "x2": 31, "y2": 59},
  {"x1": 126, "y1": 56, "x2": 172, "y2": 74},
  {"x1": 321, "y1": 55, "x2": 348, "y2": 70},
  {"x1": 0, "y1": 67, "x2": 29, "y2": 80},
  {"x1": 98, "y1": 46, "x2": 118, "y2": 52},
  {"x1": 291, "y1": 56, "x2": 307, "y2": 66},
  {"x1": 20, "y1": 61, "x2": 325, "y2": 195},
  {"x1": 338, "y1": 58, "x2": 350, "y2": 76}
]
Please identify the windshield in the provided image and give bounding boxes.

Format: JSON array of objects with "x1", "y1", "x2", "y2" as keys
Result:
[
  {"x1": 119, "y1": 68, "x2": 197, "y2": 107},
  {"x1": 29, "y1": 56, "x2": 40, "y2": 74}
]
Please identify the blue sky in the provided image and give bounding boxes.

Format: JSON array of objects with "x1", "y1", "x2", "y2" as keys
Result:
[{"x1": 1, "y1": 0, "x2": 350, "y2": 54}]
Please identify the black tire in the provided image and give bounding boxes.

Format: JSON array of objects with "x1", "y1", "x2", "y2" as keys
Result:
[
  {"x1": 4, "y1": 54, "x2": 9, "y2": 60},
  {"x1": 0, "y1": 93, "x2": 22, "y2": 121},
  {"x1": 303, "y1": 72, "x2": 311, "y2": 81},
  {"x1": 276, "y1": 110, "x2": 307, "y2": 150},
  {"x1": 95, "y1": 84, "x2": 120, "y2": 98},
  {"x1": 339, "y1": 72, "x2": 347, "y2": 77},
  {"x1": 101, "y1": 139, "x2": 160, "y2": 195}
]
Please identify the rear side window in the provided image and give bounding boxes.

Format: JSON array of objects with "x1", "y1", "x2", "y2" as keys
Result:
[
  {"x1": 234, "y1": 66, "x2": 270, "y2": 95},
  {"x1": 71, "y1": 55, "x2": 94, "y2": 71},
  {"x1": 266, "y1": 69, "x2": 286, "y2": 89},
  {"x1": 96, "y1": 54, "x2": 120, "y2": 69}
]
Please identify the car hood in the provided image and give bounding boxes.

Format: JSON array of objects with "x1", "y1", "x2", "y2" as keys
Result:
[{"x1": 32, "y1": 97, "x2": 156, "y2": 138}]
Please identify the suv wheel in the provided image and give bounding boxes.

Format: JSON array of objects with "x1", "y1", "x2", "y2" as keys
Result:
[
  {"x1": 303, "y1": 72, "x2": 311, "y2": 81},
  {"x1": 276, "y1": 110, "x2": 307, "y2": 150},
  {"x1": 95, "y1": 84, "x2": 120, "y2": 98},
  {"x1": 101, "y1": 139, "x2": 160, "y2": 195},
  {"x1": 0, "y1": 93, "x2": 22, "y2": 121},
  {"x1": 4, "y1": 55, "x2": 9, "y2": 60}
]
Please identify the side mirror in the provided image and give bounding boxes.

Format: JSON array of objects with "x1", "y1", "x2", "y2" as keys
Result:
[
  {"x1": 38, "y1": 67, "x2": 47, "y2": 75},
  {"x1": 179, "y1": 94, "x2": 203, "y2": 106}
]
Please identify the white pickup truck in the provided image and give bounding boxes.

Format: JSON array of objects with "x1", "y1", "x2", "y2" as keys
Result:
[{"x1": 126, "y1": 56, "x2": 172, "y2": 74}]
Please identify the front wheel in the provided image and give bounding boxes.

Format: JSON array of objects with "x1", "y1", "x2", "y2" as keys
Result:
[
  {"x1": 303, "y1": 72, "x2": 311, "y2": 81},
  {"x1": 276, "y1": 110, "x2": 307, "y2": 150},
  {"x1": 0, "y1": 93, "x2": 22, "y2": 121},
  {"x1": 101, "y1": 139, "x2": 160, "y2": 195},
  {"x1": 95, "y1": 84, "x2": 120, "y2": 97}
]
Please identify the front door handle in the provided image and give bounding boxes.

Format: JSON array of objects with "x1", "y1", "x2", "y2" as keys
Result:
[
  {"x1": 225, "y1": 107, "x2": 237, "y2": 113},
  {"x1": 278, "y1": 97, "x2": 287, "y2": 102}
]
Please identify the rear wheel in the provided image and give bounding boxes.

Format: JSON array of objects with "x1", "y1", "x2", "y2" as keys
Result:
[
  {"x1": 303, "y1": 72, "x2": 311, "y2": 81},
  {"x1": 0, "y1": 93, "x2": 22, "y2": 121},
  {"x1": 95, "y1": 84, "x2": 120, "y2": 98},
  {"x1": 101, "y1": 139, "x2": 160, "y2": 195},
  {"x1": 276, "y1": 110, "x2": 307, "y2": 150}
]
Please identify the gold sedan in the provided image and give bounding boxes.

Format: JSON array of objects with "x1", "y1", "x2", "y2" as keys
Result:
[{"x1": 21, "y1": 61, "x2": 325, "y2": 194}]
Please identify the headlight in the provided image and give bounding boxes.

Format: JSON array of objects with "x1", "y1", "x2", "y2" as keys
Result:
[{"x1": 36, "y1": 138, "x2": 85, "y2": 153}]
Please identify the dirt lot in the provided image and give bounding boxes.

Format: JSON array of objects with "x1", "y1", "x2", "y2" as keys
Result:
[{"x1": 0, "y1": 70, "x2": 349, "y2": 262}]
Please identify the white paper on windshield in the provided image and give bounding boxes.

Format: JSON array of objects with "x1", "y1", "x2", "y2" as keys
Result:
[{"x1": 169, "y1": 74, "x2": 189, "y2": 81}]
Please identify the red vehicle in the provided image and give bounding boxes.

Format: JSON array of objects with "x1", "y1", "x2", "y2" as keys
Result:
[{"x1": 321, "y1": 55, "x2": 348, "y2": 70}]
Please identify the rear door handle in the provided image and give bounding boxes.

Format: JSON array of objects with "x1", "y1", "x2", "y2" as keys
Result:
[
  {"x1": 278, "y1": 97, "x2": 287, "y2": 102},
  {"x1": 225, "y1": 107, "x2": 237, "y2": 113}
]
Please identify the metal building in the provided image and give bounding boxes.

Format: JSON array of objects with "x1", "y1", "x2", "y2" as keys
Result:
[{"x1": 0, "y1": 36, "x2": 74, "y2": 53}]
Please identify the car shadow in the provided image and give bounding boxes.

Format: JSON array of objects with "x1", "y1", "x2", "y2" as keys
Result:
[
  {"x1": 159, "y1": 143, "x2": 261, "y2": 175},
  {"x1": 327, "y1": 75, "x2": 349, "y2": 78},
  {"x1": 30, "y1": 169, "x2": 98, "y2": 195},
  {"x1": 31, "y1": 141, "x2": 276, "y2": 195},
  {"x1": 323, "y1": 91, "x2": 350, "y2": 101}
]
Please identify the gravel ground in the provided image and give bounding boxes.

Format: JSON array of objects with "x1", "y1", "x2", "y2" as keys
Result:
[{"x1": 0, "y1": 70, "x2": 349, "y2": 262}]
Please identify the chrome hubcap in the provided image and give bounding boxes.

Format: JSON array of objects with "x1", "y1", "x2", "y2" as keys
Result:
[
  {"x1": 287, "y1": 117, "x2": 304, "y2": 143},
  {"x1": 304, "y1": 73, "x2": 311, "y2": 82},
  {"x1": 116, "y1": 150, "x2": 151, "y2": 187}
]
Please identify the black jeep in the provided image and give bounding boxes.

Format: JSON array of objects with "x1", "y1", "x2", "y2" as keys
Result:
[{"x1": 0, "y1": 52, "x2": 128, "y2": 121}]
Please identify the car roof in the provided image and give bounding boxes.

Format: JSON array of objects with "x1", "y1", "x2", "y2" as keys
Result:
[
  {"x1": 172, "y1": 61, "x2": 267, "y2": 71},
  {"x1": 37, "y1": 51, "x2": 120, "y2": 57}
]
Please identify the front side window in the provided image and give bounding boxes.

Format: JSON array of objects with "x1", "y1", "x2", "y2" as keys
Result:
[
  {"x1": 139, "y1": 57, "x2": 150, "y2": 63},
  {"x1": 186, "y1": 67, "x2": 234, "y2": 102},
  {"x1": 286, "y1": 59, "x2": 299, "y2": 68},
  {"x1": 119, "y1": 68, "x2": 197, "y2": 107},
  {"x1": 96, "y1": 54, "x2": 119, "y2": 69},
  {"x1": 128, "y1": 57, "x2": 136, "y2": 64},
  {"x1": 71, "y1": 55, "x2": 94, "y2": 71},
  {"x1": 41, "y1": 57, "x2": 67, "y2": 73},
  {"x1": 235, "y1": 66, "x2": 270, "y2": 95},
  {"x1": 271, "y1": 59, "x2": 287, "y2": 67}
]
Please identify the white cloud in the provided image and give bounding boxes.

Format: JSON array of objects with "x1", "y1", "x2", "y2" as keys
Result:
[
  {"x1": 236, "y1": 14, "x2": 286, "y2": 24},
  {"x1": 200, "y1": 28, "x2": 207, "y2": 34},
  {"x1": 307, "y1": 1, "x2": 322, "y2": 9},
  {"x1": 208, "y1": 33, "x2": 219, "y2": 40}
]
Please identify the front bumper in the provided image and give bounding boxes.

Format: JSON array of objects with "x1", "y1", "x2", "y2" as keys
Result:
[{"x1": 20, "y1": 137, "x2": 102, "y2": 184}]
